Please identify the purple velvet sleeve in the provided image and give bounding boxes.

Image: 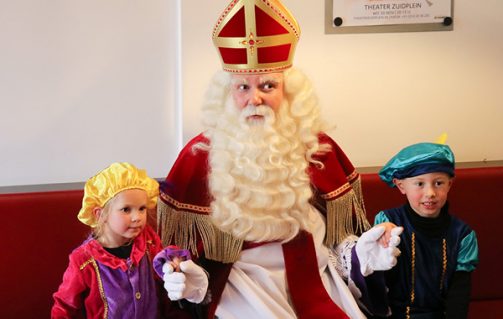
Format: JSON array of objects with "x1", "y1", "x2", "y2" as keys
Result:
[
  {"x1": 350, "y1": 247, "x2": 390, "y2": 317},
  {"x1": 153, "y1": 246, "x2": 192, "y2": 277}
]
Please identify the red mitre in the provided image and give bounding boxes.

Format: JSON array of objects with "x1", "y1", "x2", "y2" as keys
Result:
[{"x1": 212, "y1": 0, "x2": 300, "y2": 73}]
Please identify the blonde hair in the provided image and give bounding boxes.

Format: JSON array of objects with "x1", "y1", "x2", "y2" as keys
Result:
[{"x1": 91, "y1": 197, "x2": 115, "y2": 240}]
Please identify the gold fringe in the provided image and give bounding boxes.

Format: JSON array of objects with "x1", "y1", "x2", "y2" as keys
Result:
[
  {"x1": 157, "y1": 200, "x2": 243, "y2": 263},
  {"x1": 324, "y1": 178, "x2": 371, "y2": 247}
]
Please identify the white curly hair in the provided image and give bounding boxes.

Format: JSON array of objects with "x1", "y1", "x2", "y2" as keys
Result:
[{"x1": 197, "y1": 67, "x2": 332, "y2": 242}]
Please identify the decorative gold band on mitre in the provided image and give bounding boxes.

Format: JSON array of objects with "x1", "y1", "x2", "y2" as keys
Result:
[{"x1": 212, "y1": 0, "x2": 300, "y2": 73}]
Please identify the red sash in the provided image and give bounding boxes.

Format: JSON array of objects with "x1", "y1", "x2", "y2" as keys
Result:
[{"x1": 282, "y1": 231, "x2": 350, "y2": 319}]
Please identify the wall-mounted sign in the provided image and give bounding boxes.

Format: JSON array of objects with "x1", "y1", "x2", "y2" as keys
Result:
[{"x1": 325, "y1": 0, "x2": 453, "y2": 34}]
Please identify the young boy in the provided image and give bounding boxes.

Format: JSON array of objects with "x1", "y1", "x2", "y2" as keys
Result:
[{"x1": 375, "y1": 142, "x2": 479, "y2": 319}]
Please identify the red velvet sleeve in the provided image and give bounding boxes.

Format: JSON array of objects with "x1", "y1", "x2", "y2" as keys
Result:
[
  {"x1": 161, "y1": 133, "x2": 212, "y2": 211},
  {"x1": 51, "y1": 252, "x2": 88, "y2": 319},
  {"x1": 309, "y1": 133, "x2": 358, "y2": 197}
]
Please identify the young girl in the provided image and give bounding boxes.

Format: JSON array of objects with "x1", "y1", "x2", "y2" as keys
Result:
[{"x1": 51, "y1": 162, "x2": 166, "y2": 318}]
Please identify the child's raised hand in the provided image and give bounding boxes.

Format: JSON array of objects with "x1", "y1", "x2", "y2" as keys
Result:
[
  {"x1": 376, "y1": 222, "x2": 400, "y2": 248},
  {"x1": 169, "y1": 256, "x2": 182, "y2": 273}
]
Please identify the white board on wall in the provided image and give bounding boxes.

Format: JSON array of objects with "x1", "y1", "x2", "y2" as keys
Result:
[{"x1": 0, "y1": 1, "x2": 181, "y2": 187}]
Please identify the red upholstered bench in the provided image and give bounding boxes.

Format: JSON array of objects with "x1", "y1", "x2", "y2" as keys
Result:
[
  {"x1": 0, "y1": 189, "x2": 156, "y2": 318},
  {"x1": 1, "y1": 166, "x2": 501, "y2": 318},
  {"x1": 1, "y1": 190, "x2": 88, "y2": 318}
]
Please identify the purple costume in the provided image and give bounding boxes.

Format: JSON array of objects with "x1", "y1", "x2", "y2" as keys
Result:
[{"x1": 51, "y1": 225, "x2": 165, "y2": 319}]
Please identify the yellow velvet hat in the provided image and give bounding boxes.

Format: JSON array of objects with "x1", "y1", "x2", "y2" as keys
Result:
[
  {"x1": 77, "y1": 162, "x2": 159, "y2": 227},
  {"x1": 212, "y1": 0, "x2": 300, "y2": 73}
]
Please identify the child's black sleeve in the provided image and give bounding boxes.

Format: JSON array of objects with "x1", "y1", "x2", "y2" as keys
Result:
[{"x1": 445, "y1": 271, "x2": 472, "y2": 319}]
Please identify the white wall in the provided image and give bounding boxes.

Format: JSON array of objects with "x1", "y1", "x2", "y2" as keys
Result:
[
  {"x1": 0, "y1": 0, "x2": 180, "y2": 187},
  {"x1": 1, "y1": 0, "x2": 502, "y2": 187},
  {"x1": 181, "y1": 0, "x2": 503, "y2": 167}
]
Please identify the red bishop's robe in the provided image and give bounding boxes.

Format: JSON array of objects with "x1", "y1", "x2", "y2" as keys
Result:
[{"x1": 157, "y1": 132, "x2": 370, "y2": 318}]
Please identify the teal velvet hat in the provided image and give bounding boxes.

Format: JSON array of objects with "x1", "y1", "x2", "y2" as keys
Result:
[{"x1": 379, "y1": 142, "x2": 455, "y2": 187}]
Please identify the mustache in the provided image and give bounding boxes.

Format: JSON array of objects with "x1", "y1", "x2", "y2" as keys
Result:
[
  {"x1": 240, "y1": 104, "x2": 270, "y2": 117},
  {"x1": 239, "y1": 105, "x2": 277, "y2": 125}
]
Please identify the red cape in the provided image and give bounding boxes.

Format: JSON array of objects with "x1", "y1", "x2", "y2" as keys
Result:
[{"x1": 158, "y1": 132, "x2": 369, "y2": 260}]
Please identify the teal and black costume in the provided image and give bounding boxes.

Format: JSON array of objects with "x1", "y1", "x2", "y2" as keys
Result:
[{"x1": 374, "y1": 203, "x2": 478, "y2": 319}]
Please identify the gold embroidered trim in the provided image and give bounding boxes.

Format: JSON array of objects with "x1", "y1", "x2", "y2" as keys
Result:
[
  {"x1": 347, "y1": 170, "x2": 359, "y2": 183},
  {"x1": 158, "y1": 174, "x2": 370, "y2": 258},
  {"x1": 408, "y1": 233, "x2": 448, "y2": 318},
  {"x1": 212, "y1": 0, "x2": 239, "y2": 37},
  {"x1": 440, "y1": 238, "x2": 447, "y2": 290},
  {"x1": 321, "y1": 182, "x2": 352, "y2": 200},
  {"x1": 79, "y1": 258, "x2": 94, "y2": 270},
  {"x1": 321, "y1": 171, "x2": 361, "y2": 201},
  {"x1": 410, "y1": 232, "x2": 416, "y2": 305},
  {"x1": 406, "y1": 232, "x2": 417, "y2": 319},
  {"x1": 212, "y1": 0, "x2": 300, "y2": 39},
  {"x1": 157, "y1": 200, "x2": 243, "y2": 263},
  {"x1": 80, "y1": 257, "x2": 108, "y2": 319},
  {"x1": 324, "y1": 177, "x2": 370, "y2": 246},
  {"x1": 159, "y1": 192, "x2": 211, "y2": 213}
]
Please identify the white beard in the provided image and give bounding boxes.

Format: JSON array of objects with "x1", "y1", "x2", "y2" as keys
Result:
[{"x1": 207, "y1": 98, "x2": 317, "y2": 242}]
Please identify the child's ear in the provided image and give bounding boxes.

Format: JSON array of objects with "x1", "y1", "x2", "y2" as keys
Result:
[
  {"x1": 447, "y1": 176, "x2": 454, "y2": 188},
  {"x1": 93, "y1": 207, "x2": 104, "y2": 221},
  {"x1": 393, "y1": 178, "x2": 407, "y2": 194}
]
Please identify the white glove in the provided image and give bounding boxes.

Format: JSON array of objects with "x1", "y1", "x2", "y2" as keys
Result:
[
  {"x1": 162, "y1": 259, "x2": 209, "y2": 303},
  {"x1": 355, "y1": 225, "x2": 403, "y2": 276}
]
